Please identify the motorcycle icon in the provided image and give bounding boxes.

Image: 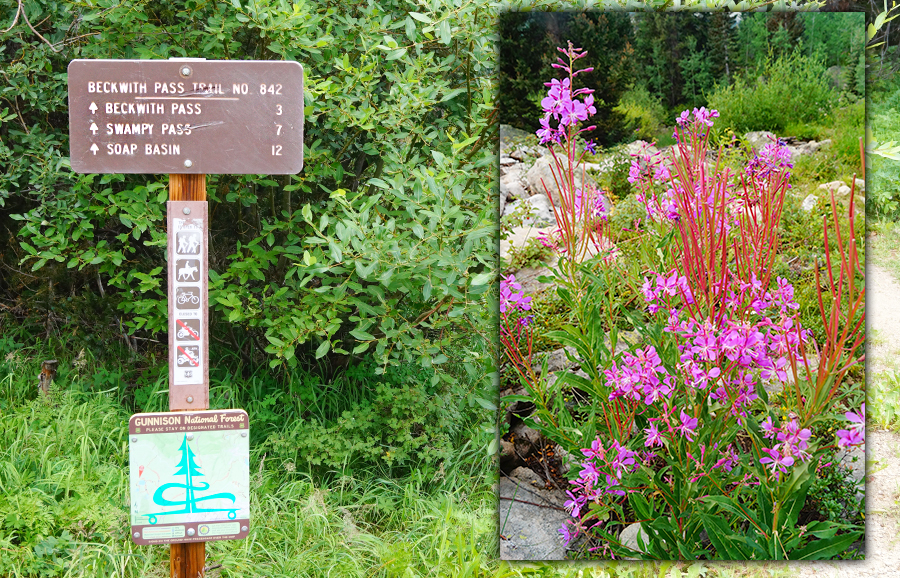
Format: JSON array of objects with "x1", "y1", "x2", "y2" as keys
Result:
[{"x1": 177, "y1": 326, "x2": 197, "y2": 339}]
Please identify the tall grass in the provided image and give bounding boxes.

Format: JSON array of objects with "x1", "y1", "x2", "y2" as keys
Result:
[{"x1": 0, "y1": 327, "x2": 806, "y2": 577}]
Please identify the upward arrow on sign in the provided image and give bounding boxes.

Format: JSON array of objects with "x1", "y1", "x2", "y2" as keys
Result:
[
  {"x1": 90, "y1": 143, "x2": 99, "y2": 155},
  {"x1": 89, "y1": 102, "x2": 97, "y2": 114}
]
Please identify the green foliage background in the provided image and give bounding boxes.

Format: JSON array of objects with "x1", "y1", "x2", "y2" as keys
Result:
[
  {"x1": 1, "y1": 0, "x2": 496, "y2": 383},
  {"x1": 498, "y1": 12, "x2": 864, "y2": 146}
]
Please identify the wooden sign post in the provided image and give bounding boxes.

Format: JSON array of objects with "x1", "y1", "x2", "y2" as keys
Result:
[
  {"x1": 169, "y1": 173, "x2": 207, "y2": 578},
  {"x1": 67, "y1": 57, "x2": 303, "y2": 578}
]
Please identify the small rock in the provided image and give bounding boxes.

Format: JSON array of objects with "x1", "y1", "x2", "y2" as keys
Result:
[
  {"x1": 620, "y1": 523, "x2": 650, "y2": 554},
  {"x1": 500, "y1": 172, "x2": 528, "y2": 202},
  {"x1": 818, "y1": 181, "x2": 846, "y2": 195},
  {"x1": 509, "y1": 266, "x2": 554, "y2": 295},
  {"x1": 510, "y1": 422, "x2": 542, "y2": 448},
  {"x1": 789, "y1": 140, "x2": 822, "y2": 157},
  {"x1": 499, "y1": 470, "x2": 571, "y2": 560},
  {"x1": 526, "y1": 154, "x2": 597, "y2": 205},
  {"x1": 511, "y1": 148, "x2": 529, "y2": 161},
  {"x1": 499, "y1": 439, "x2": 519, "y2": 472},
  {"x1": 500, "y1": 155, "x2": 517, "y2": 166},
  {"x1": 526, "y1": 194, "x2": 556, "y2": 226},
  {"x1": 744, "y1": 131, "x2": 777, "y2": 151},
  {"x1": 854, "y1": 177, "x2": 865, "y2": 191},
  {"x1": 801, "y1": 194, "x2": 818, "y2": 212}
]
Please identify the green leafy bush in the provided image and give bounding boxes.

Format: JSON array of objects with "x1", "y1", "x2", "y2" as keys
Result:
[
  {"x1": 613, "y1": 85, "x2": 667, "y2": 142},
  {"x1": 708, "y1": 51, "x2": 837, "y2": 135},
  {"x1": 261, "y1": 362, "x2": 462, "y2": 472},
  {"x1": 504, "y1": 237, "x2": 555, "y2": 272}
]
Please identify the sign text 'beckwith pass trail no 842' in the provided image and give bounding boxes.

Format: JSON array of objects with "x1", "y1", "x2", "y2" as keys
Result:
[{"x1": 67, "y1": 59, "x2": 303, "y2": 174}]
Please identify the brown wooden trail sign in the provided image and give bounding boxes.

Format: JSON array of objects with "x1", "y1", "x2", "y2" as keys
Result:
[
  {"x1": 68, "y1": 58, "x2": 303, "y2": 175},
  {"x1": 68, "y1": 57, "x2": 304, "y2": 578}
]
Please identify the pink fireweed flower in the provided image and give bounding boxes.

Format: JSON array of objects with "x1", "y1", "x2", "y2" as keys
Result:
[
  {"x1": 628, "y1": 160, "x2": 643, "y2": 184},
  {"x1": 581, "y1": 438, "x2": 604, "y2": 460},
  {"x1": 541, "y1": 77, "x2": 571, "y2": 116},
  {"x1": 609, "y1": 440, "x2": 637, "y2": 479},
  {"x1": 759, "y1": 356, "x2": 788, "y2": 382},
  {"x1": 500, "y1": 275, "x2": 532, "y2": 314},
  {"x1": 644, "y1": 422, "x2": 664, "y2": 447},
  {"x1": 837, "y1": 403, "x2": 865, "y2": 448},
  {"x1": 675, "y1": 409, "x2": 698, "y2": 442},
  {"x1": 654, "y1": 164, "x2": 671, "y2": 182},
  {"x1": 777, "y1": 419, "x2": 812, "y2": 453},
  {"x1": 578, "y1": 460, "x2": 601, "y2": 486},
  {"x1": 536, "y1": 114, "x2": 562, "y2": 144},
  {"x1": 760, "y1": 447, "x2": 795, "y2": 478},
  {"x1": 692, "y1": 107, "x2": 719, "y2": 128},
  {"x1": 643, "y1": 374, "x2": 673, "y2": 405},
  {"x1": 564, "y1": 490, "x2": 586, "y2": 518},
  {"x1": 837, "y1": 427, "x2": 864, "y2": 448},
  {"x1": 559, "y1": 521, "x2": 577, "y2": 546}
]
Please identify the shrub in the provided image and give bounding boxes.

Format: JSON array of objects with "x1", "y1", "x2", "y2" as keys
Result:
[
  {"x1": 613, "y1": 85, "x2": 667, "y2": 142},
  {"x1": 261, "y1": 362, "x2": 462, "y2": 472},
  {"x1": 708, "y1": 51, "x2": 837, "y2": 135}
]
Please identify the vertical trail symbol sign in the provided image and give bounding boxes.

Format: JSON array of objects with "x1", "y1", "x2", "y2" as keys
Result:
[{"x1": 168, "y1": 201, "x2": 208, "y2": 410}]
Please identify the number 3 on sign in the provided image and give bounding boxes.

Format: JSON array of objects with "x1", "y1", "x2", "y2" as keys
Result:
[
  {"x1": 272, "y1": 145, "x2": 282, "y2": 156},
  {"x1": 275, "y1": 104, "x2": 282, "y2": 115}
]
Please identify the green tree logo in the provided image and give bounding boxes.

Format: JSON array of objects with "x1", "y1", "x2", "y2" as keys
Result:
[{"x1": 146, "y1": 434, "x2": 237, "y2": 525}]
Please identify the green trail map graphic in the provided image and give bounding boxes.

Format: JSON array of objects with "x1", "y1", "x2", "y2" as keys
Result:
[
  {"x1": 131, "y1": 430, "x2": 249, "y2": 526},
  {"x1": 148, "y1": 435, "x2": 237, "y2": 524}
]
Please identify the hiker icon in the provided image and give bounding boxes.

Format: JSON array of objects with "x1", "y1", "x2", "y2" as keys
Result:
[{"x1": 176, "y1": 231, "x2": 201, "y2": 255}]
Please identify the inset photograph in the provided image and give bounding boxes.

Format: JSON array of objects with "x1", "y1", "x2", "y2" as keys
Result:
[{"x1": 498, "y1": 12, "x2": 865, "y2": 561}]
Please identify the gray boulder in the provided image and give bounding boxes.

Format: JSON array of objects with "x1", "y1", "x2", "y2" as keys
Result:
[
  {"x1": 526, "y1": 154, "x2": 597, "y2": 205},
  {"x1": 744, "y1": 131, "x2": 777, "y2": 151}
]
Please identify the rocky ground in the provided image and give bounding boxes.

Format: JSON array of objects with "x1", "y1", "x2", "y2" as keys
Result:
[{"x1": 498, "y1": 125, "x2": 883, "y2": 567}]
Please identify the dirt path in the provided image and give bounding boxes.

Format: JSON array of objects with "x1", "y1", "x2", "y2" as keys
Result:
[{"x1": 787, "y1": 264, "x2": 900, "y2": 577}]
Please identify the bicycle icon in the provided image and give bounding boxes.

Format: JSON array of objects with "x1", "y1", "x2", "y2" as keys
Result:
[
  {"x1": 175, "y1": 287, "x2": 201, "y2": 310},
  {"x1": 177, "y1": 292, "x2": 200, "y2": 305}
]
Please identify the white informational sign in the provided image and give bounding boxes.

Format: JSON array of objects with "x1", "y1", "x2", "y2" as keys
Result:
[{"x1": 129, "y1": 409, "x2": 250, "y2": 545}]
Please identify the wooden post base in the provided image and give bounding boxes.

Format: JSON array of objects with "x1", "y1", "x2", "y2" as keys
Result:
[{"x1": 170, "y1": 542, "x2": 205, "y2": 578}]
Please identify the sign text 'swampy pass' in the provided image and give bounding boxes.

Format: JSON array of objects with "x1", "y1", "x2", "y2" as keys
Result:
[{"x1": 68, "y1": 59, "x2": 303, "y2": 174}]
